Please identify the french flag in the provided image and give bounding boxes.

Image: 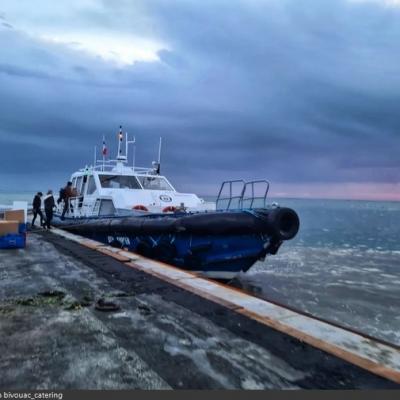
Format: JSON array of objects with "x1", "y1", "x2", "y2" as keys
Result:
[{"x1": 102, "y1": 137, "x2": 107, "y2": 156}]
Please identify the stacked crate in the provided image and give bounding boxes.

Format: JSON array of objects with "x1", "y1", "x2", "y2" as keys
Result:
[{"x1": 0, "y1": 209, "x2": 27, "y2": 249}]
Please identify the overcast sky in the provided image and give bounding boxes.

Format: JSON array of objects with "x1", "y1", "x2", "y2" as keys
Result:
[{"x1": 0, "y1": 0, "x2": 399, "y2": 200}]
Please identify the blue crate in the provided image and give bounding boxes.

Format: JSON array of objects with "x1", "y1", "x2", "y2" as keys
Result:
[
  {"x1": 0, "y1": 233, "x2": 26, "y2": 249},
  {"x1": 19, "y1": 223, "x2": 27, "y2": 234}
]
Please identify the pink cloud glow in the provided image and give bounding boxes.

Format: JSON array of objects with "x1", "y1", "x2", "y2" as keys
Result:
[{"x1": 269, "y1": 183, "x2": 400, "y2": 201}]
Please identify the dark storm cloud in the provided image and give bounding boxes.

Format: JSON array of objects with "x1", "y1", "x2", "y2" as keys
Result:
[{"x1": 0, "y1": 0, "x2": 399, "y2": 194}]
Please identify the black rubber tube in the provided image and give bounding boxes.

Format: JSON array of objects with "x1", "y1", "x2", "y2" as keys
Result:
[{"x1": 60, "y1": 208, "x2": 300, "y2": 240}]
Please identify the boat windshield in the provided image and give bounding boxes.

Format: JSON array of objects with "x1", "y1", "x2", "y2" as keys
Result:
[
  {"x1": 137, "y1": 176, "x2": 173, "y2": 191},
  {"x1": 99, "y1": 175, "x2": 141, "y2": 189}
]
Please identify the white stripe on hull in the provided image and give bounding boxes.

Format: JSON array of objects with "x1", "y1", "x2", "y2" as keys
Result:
[{"x1": 193, "y1": 270, "x2": 240, "y2": 280}]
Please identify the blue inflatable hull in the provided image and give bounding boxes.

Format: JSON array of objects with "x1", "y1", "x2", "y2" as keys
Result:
[{"x1": 52, "y1": 208, "x2": 299, "y2": 280}]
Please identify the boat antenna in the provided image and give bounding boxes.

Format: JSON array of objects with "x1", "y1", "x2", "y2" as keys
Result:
[
  {"x1": 94, "y1": 145, "x2": 97, "y2": 168},
  {"x1": 157, "y1": 137, "x2": 162, "y2": 174},
  {"x1": 102, "y1": 135, "x2": 107, "y2": 171},
  {"x1": 117, "y1": 126, "x2": 123, "y2": 159},
  {"x1": 133, "y1": 138, "x2": 136, "y2": 171},
  {"x1": 116, "y1": 125, "x2": 127, "y2": 162},
  {"x1": 126, "y1": 134, "x2": 136, "y2": 171}
]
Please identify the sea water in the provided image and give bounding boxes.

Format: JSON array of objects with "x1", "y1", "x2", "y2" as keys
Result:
[
  {"x1": 0, "y1": 191, "x2": 33, "y2": 210},
  {"x1": 235, "y1": 198, "x2": 400, "y2": 345},
  {"x1": 1, "y1": 191, "x2": 399, "y2": 345}
]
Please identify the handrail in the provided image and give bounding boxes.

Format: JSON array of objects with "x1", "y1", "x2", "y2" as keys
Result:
[
  {"x1": 216, "y1": 179, "x2": 270, "y2": 210},
  {"x1": 240, "y1": 180, "x2": 270, "y2": 209},
  {"x1": 84, "y1": 165, "x2": 155, "y2": 174},
  {"x1": 216, "y1": 180, "x2": 245, "y2": 210}
]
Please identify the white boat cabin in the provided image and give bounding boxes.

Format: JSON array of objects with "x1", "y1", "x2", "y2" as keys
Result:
[{"x1": 57, "y1": 128, "x2": 215, "y2": 218}]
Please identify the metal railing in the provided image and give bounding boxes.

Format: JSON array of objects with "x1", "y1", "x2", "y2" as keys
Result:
[
  {"x1": 58, "y1": 196, "x2": 118, "y2": 218},
  {"x1": 90, "y1": 165, "x2": 155, "y2": 174},
  {"x1": 216, "y1": 179, "x2": 270, "y2": 210},
  {"x1": 241, "y1": 180, "x2": 270, "y2": 209},
  {"x1": 57, "y1": 196, "x2": 93, "y2": 218},
  {"x1": 216, "y1": 180, "x2": 245, "y2": 211}
]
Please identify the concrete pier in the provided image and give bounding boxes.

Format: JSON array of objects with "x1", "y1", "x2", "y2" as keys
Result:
[{"x1": 0, "y1": 230, "x2": 399, "y2": 389}]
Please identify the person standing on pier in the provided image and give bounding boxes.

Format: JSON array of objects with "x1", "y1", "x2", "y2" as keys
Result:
[
  {"x1": 43, "y1": 190, "x2": 55, "y2": 229},
  {"x1": 31, "y1": 192, "x2": 44, "y2": 227}
]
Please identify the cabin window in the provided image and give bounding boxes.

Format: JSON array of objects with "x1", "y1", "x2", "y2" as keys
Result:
[
  {"x1": 81, "y1": 175, "x2": 88, "y2": 196},
  {"x1": 99, "y1": 175, "x2": 141, "y2": 189},
  {"x1": 99, "y1": 199, "x2": 115, "y2": 215},
  {"x1": 75, "y1": 176, "x2": 83, "y2": 194},
  {"x1": 137, "y1": 176, "x2": 173, "y2": 191},
  {"x1": 86, "y1": 176, "x2": 96, "y2": 195}
]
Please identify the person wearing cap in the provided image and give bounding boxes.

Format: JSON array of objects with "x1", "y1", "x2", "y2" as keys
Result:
[
  {"x1": 43, "y1": 190, "x2": 55, "y2": 229},
  {"x1": 31, "y1": 192, "x2": 44, "y2": 227}
]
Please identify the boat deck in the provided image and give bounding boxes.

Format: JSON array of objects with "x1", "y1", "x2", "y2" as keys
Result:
[{"x1": 0, "y1": 229, "x2": 399, "y2": 389}]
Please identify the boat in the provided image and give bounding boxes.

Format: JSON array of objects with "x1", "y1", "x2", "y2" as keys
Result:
[{"x1": 52, "y1": 127, "x2": 300, "y2": 280}]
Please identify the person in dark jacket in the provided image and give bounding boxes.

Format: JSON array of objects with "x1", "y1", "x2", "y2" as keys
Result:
[
  {"x1": 31, "y1": 192, "x2": 44, "y2": 227},
  {"x1": 61, "y1": 181, "x2": 74, "y2": 220},
  {"x1": 57, "y1": 187, "x2": 66, "y2": 205},
  {"x1": 43, "y1": 190, "x2": 55, "y2": 229}
]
